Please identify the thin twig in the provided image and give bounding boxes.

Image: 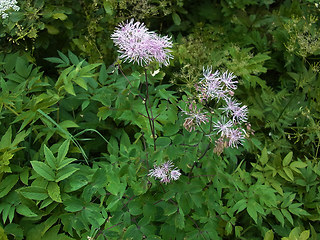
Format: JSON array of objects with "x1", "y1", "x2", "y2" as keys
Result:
[
  {"x1": 117, "y1": 64, "x2": 144, "y2": 101},
  {"x1": 186, "y1": 215, "x2": 208, "y2": 240}
]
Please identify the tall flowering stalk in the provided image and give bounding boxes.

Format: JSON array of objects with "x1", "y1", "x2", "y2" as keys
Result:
[
  {"x1": 112, "y1": 19, "x2": 180, "y2": 185},
  {"x1": 181, "y1": 66, "x2": 252, "y2": 155},
  {"x1": 112, "y1": 19, "x2": 173, "y2": 151}
]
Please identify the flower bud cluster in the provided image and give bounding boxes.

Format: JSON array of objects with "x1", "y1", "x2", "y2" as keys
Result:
[
  {"x1": 111, "y1": 19, "x2": 173, "y2": 67},
  {"x1": 0, "y1": 0, "x2": 19, "y2": 19},
  {"x1": 148, "y1": 161, "x2": 181, "y2": 184}
]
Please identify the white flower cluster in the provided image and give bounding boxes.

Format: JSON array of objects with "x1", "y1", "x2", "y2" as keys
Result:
[{"x1": 0, "y1": 0, "x2": 20, "y2": 19}]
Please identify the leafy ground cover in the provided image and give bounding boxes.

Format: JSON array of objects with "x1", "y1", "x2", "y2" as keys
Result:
[{"x1": 0, "y1": 0, "x2": 320, "y2": 239}]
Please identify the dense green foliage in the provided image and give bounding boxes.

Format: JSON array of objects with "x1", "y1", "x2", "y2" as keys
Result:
[{"x1": 0, "y1": 0, "x2": 320, "y2": 239}]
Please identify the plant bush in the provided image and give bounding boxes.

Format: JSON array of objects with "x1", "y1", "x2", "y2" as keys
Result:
[{"x1": 0, "y1": 0, "x2": 320, "y2": 239}]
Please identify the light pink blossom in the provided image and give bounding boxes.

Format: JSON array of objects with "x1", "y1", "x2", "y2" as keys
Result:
[
  {"x1": 181, "y1": 101, "x2": 209, "y2": 132},
  {"x1": 212, "y1": 117, "x2": 233, "y2": 137},
  {"x1": 148, "y1": 161, "x2": 181, "y2": 184},
  {"x1": 111, "y1": 19, "x2": 173, "y2": 66},
  {"x1": 227, "y1": 128, "x2": 245, "y2": 148}
]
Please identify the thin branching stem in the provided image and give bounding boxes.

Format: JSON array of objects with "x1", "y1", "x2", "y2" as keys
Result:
[{"x1": 144, "y1": 68, "x2": 157, "y2": 151}]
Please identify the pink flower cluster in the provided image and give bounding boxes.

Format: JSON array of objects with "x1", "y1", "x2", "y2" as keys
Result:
[
  {"x1": 180, "y1": 101, "x2": 209, "y2": 132},
  {"x1": 111, "y1": 19, "x2": 173, "y2": 67},
  {"x1": 196, "y1": 66, "x2": 238, "y2": 102},
  {"x1": 148, "y1": 161, "x2": 181, "y2": 184},
  {"x1": 182, "y1": 67, "x2": 251, "y2": 153}
]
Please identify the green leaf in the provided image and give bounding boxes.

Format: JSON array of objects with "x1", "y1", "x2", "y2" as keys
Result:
[
  {"x1": 11, "y1": 130, "x2": 28, "y2": 148},
  {"x1": 31, "y1": 161, "x2": 55, "y2": 181},
  {"x1": 281, "y1": 208, "x2": 293, "y2": 225},
  {"x1": 20, "y1": 169, "x2": 29, "y2": 185},
  {"x1": 225, "y1": 222, "x2": 233, "y2": 235},
  {"x1": 309, "y1": 224, "x2": 317, "y2": 240},
  {"x1": 106, "y1": 181, "x2": 126, "y2": 196},
  {"x1": 264, "y1": 230, "x2": 274, "y2": 240},
  {"x1": 4, "y1": 223, "x2": 23, "y2": 240},
  {"x1": 0, "y1": 175, "x2": 19, "y2": 198},
  {"x1": 98, "y1": 63, "x2": 108, "y2": 84},
  {"x1": 259, "y1": 147, "x2": 268, "y2": 165},
  {"x1": 283, "y1": 167, "x2": 294, "y2": 181},
  {"x1": 44, "y1": 145, "x2": 57, "y2": 169},
  {"x1": 0, "y1": 226, "x2": 8, "y2": 240},
  {"x1": 124, "y1": 225, "x2": 143, "y2": 239},
  {"x1": 290, "y1": 161, "x2": 307, "y2": 169},
  {"x1": 163, "y1": 123, "x2": 180, "y2": 136},
  {"x1": 1, "y1": 204, "x2": 11, "y2": 223},
  {"x1": 41, "y1": 215, "x2": 59, "y2": 236},
  {"x1": 16, "y1": 205, "x2": 37, "y2": 217},
  {"x1": 68, "y1": 50, "x2": 80, "y2": 65},
  {"x1": 272, "y1": 209, "x2": 284, "y2": 226},
  {"x1": 300, "y1": 230, "x2": 310, "y2": 240},
  {"x1": 128, "y1": 200, "x2": 143, "y2": 216},
  {"x1": 52, "y1": 13, "x2": 68, "y2": 21},
  {"x1": 175, "y1": 212, "x2": 185, "y2": 229},
  {"x1": 59, "y1": 120, "x2": 79, "y2": 129},
  {"x1": 78, "y1": 63, "x2": 101, "y2": 75},
  {"x1": 58, "y1": 51, "x2": 70, "y2": 65},
  {"x1": 246, "y1": 199, "x2": 258, "y2": 223},
  {"x1": 172, "y1": 12, "x2": 181, "y2": 25},
  {"x1": 164, "y1": 203, "x2": 178, "y2": 216},
  {"x1": 288, "y1": 205, "x2": 310, "y2": 216},
  {"x1": 97, "y1": 106, "x2": 112, "y2": 121},
  {"x1": 18, "y1": 186, "x2": 48, "y2": 200},
  {"x1": 73, "y1": 77, "x2": 88, "y2": 90},
  {"x1": 57, "y1": 140, "x2": 70, "y2": 164},
  {"x1": 0, "y1": 127, "x2": 12, "y2": 149},
  {"x1": 44, "y1": 57, "x2": 65, "y2": 64},
  {"x1": 15, "y1": 57, "x2": 29, "y2": 78},
  {"x1": 106, "y1": 196, "x2": 121, "y2": 210},
  {"x1": 269, "y1": 179, "x2": 283, "y2": 196},
  {"x1": 64, "y1": 80, "x2": 76, "y2": 96},
  {"x1": 40, "y1": 198, "x2": 53, "y2": 209},
  {"x1": 282, "y1": 151, "x2": 293, "y2": 166},
  {"x1": 56, "y1": 165, "x2": 78, "y2": 182},
  {"x1": 288, "y1": 227, "x2": 300, "y2": 239},
  {"x1": 8, "y1": 205, "x2": 14, "y2": 223},
  {"x1": 47, "y1": 182, "x2": 62, "y2": 202},
  {"x1": 232, "y1": 199, "x2": 247, "y2": 213},
  {"x1": 46, "y1": 25, "x2": 59, "y2": 35},
  {"x1": 103, "y1": 0, "x2": 113, "y2": 15},
  {"x1": 155, "y1": 137, "x2": 171, "y2": 147},
  {"x1": 57, "y1": 158, "x2": 76, "y2": 170},
  {"x1": 64, "y1": 198, "x2": 83, "y2": 212}
]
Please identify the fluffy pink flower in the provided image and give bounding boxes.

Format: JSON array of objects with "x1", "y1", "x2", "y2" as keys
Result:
[
  {"x1": 111, "y1": 19, "x2": 173, "y2": 66},
  {"x1": 212, "y1": 117, "x2": 233, "y2": 137},
  {"x1": 170, "y1": 169, "x2": 181, "y2": 181},
  {"x1": 220, "y1": 71, "x2": 238, "y2": 90},
  {"x1": 227, "y1": 128, "x2": 245, "y2": 148},
  {"x1": 197, "y1": 67, "x2": 226, "y2": 101},
  {"x1": 148, "y1": 161, "x2": 181, "y2": 184},
  {"x1": 181, "y1": 102, "x2": 209, "y2": 132},
  {"x1": 232, "y1": 105, "x2": 248, "y2": 123}
]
